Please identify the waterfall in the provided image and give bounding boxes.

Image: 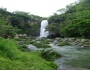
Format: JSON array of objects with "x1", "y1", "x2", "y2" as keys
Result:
[{"x1": 40, "y1": 20, "x2": 49, "y2": 38}]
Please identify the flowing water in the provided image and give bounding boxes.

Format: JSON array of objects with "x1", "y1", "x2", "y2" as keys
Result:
[
  {"x1": 40, "y1": 20, "x2": 49, "y2": 38},
  {"x1": 50, "y1": 44, "x2": 90, "y2": 70},
  {"x1": 27, "y1": 38, "x2": 90, "y2": 70}
]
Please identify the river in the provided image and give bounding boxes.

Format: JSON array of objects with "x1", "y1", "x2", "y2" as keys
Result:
[{"x1": 50, "y1": 44, "x2": 90, "y2": 70}]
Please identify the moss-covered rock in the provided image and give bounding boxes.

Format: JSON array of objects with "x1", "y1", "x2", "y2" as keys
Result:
[
  {"x1": 58, "y1": 42, "x2": 71, "y2": 46},
  {"x1": 41, "y1": 49, "x2": 61, "y2": 61}
]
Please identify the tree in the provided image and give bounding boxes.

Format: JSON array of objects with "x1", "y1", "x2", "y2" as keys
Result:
[
  {"x1": 0, "y1": 25, "x2": 19, "y2": 38},
  {"x1": 48, "y1": 0, "x2": 90, "y2": 38}
]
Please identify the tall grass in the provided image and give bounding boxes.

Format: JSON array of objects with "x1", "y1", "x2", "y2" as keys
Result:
[
  {"x1": 0, "y1": 37, "x2": 20, "y2": 60},
  {"x1": 0, "y1": 37, "x2": 57, "y2": 70}
]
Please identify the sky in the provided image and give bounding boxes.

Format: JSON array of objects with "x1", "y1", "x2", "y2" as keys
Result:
[{"x1": 0, "y1": 0, "x2": 78, "y2": 17}]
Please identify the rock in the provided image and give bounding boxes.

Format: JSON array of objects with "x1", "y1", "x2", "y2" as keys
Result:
[
  {"x1": 76, "y1": 39, "x2": 80, "y2": 42},
  {"x1": 55, "y1": 37, "x2": 60, "y2": 40},
  {"x1": 81, "y1": 39, "x2": 88, "y2": 42},
  {"x1": 83, "y1": 45, "x2": 90, "y2": 47},
  {"x1": 23, "y1": 34, "x2": 27, "y2": 36},
  {"x1": 18, "y1": 41, "x2": 24, "y2": 45},
  {"x1": 62, "y1": 38, "x2": 68, "y2": 42},
  {"x1": 15, "y1": 34, "x2": 19, "y2": 38},
  {"x1": 68, "y1": 38, "x2": 76, "y2": 42},
  {"x1": 53, "y1": 38, "x2": 90, "y2": 46},
  {"x1": 15, "y1": 34, "x2": 27, "y2": 38},
  {"x1": 81, "y1": 39, "x2": 85, "y2": 42},
  {"x1": 81, "y1": 39, "x2": 87, "y2": 42},
  {"x1": 27, "y1": 44, "x2": 37, "y2": 51},
  {"x1": 78, "y1": 43, "x2": 83, "y2": 46},
  {"x1": 36, "y1": 41, "x2": 41, "y2": 43},
  {"x1": 54, "y1": 40, "x2": 58, "y2": 44}
]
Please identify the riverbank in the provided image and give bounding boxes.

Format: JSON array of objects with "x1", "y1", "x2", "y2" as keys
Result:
[
  {"x1": 0, "y1": 37, "x2": 57, "y2": 70},
  {"x1": 54, "y1": 37, "x2": 90, "y2": 47},
  {"x1": 14, "y1": 37, "x2": 90, "y2": 70}
]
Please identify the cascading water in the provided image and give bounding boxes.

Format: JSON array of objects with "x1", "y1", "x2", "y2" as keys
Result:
[{"x1": 40, "y1": 20, "x2": 49, "y2": 38}]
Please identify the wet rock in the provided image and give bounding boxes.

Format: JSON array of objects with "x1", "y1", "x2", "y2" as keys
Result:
[
  {"x1": 55, "y1": 37, "x2": 60, "y2": 40},
  {"x1": 76, "y1": 39, "x2": 81, "y2": 42},
  {"x1": 54, "y1": 40, "x2": 58, "y2": 44},
  {"x1": 83, "y1": 45, "x2": 90, "y2": 47},
  {"x1": 81, "y1": 39, "x2": 88, "y2": 42},
  {"x1": 78, "y1": 43, "x2": 83, "y2": 46},
  {"x1": 36, "y1": 41, "x2": 41, "y2": 43},
  {"x1": 27, "y1": 44, "x2": 37, "y2": 51},
  {"x1": 69, "y1": 38, "x2": 75, "y2": 41},
  {"x1": 54, "y1": 38, "x2": 90, "y2": 46}
]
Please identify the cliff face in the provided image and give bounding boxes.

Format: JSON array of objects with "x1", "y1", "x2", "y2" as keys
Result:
[{"x1": 0, "y1": 8, "x2": 42, "y2": 37}]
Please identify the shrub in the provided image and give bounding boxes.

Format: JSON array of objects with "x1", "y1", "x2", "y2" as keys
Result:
[
  {"x1": 41, "y1": 49, "x2": 61, "y2": 61},
  {"x1": 0, "y1": 37, "x2": 57, "y2": 70},
  {"x1": 58, "y1": 42, "x2": 71, "y2": 46},
  {"x1": 29, "y1": 41, "x2": 51, "y2": 48},
  {"x1": 0, "y1": 37, "x2": 20, "y2": 60},
  {"x1": 18, "y1": 45, "x2": 27, "y2": 51}
]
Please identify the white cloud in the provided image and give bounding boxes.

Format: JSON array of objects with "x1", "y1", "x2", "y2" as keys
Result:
[{"x1": 0, "y1": 0, "x2": 78, "y2": 17}]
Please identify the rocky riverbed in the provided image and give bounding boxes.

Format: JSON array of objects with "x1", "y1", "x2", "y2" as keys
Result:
[
  {"x1": 16, "y1": 37, "x2": 90, "y2": 70},
  {"x1": 54, "y1": 37, "x2": 90, "y2": 47}
]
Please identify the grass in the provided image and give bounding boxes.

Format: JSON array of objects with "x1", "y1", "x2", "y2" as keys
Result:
[
  {"x1": 0, "y1": 37, "x2": 57, "y2": 70},
  {"x1": 15, "y1": 37, "x2": 52, "y2": 48},
  {"x1": 28, "y1": 38, "x2": 52, "y2": 48},
  {"x1": 29, "y1": 41, "x2": 51, "y2": 48}
]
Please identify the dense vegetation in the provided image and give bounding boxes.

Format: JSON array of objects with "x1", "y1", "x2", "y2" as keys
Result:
[
  {"x1": 0, "y1": 37, "x2": 57, "y2": 70},
  {"x1": 41, "y1": 49, "x2": 61, "y2": 61},
  {"x1": 0, "y1": 8, "x2": 58, "y2": 70},
  {"x1": 0, "y1": 8, "x2": 42, "y2": 38},
  {"x1": 48, "y1": 0, "x2": 90, "y2": 38},
  {"x1": 0, "y1": 0, "x2": 90, "y2": 39},
  {"x1": 0, "y1": 0, "x2": 90, "y2": 69}
]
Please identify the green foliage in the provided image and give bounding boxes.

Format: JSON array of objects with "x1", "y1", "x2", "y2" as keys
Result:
[
  {"x1": 34, "y1": 39, "x2": 52, "y2": 48},
  {"x1": 40, "y1": 38, "x2": 52, "y2": 44},
  {"x1": 18, "y1": 45, "x2": 27, "y2": 52},
  {"x1": 0, "y1": 25, "x2": 19, "y2": 38},
  {"x1": 48, "y1": 0, "x2": 90, "y2": 38},
  {"x1": 77, "y1": 19, "x2": 90, "y2": 38},
  {"x1": 13, "y1": 11, "x2": 30, "y2": 18},
  {"x1": 41, "y1": 49, "x2": 61, "y2": 61},
  {"x1": 0, "y1": 37, "x2": 57, "y2": 70},
  {"x1": 48, "y1": 24, "x2": 60, "y2": 34},
  {"x1": 0, "y1": 8, "x2": 42, "y2": 36},
  {"x1": 0, "y1": 18, "x2": 6, "y2": 25},
  {"x1": 60, "y1": 14, "x2": 90, "y2": 38},
  {"x1": 16, "y1": 37, "x2": 52, "y2": 48},
  {"x1": 18, "y1": 38, "x2": 52, "y2": 48},
  {"x1": 58, "y1": 42, "x2": 71, "y2": 46},
  {"x1": 29, "y1": 40, "x2": 51, "y2": 48},
  {"x1": 0, "y1": 37, "x2": 20, "y2": 60},
  {"x1": 0, "y1": 8, "x2": 11, "y2": 17},
  {"x1": 11, "y1": 11, "x2": 42, "y2": 36}
]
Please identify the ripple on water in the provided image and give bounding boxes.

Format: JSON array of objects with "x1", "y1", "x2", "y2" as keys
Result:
[{"x1": 51, "y1": 44, "x2": 90, "y2": 70}]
